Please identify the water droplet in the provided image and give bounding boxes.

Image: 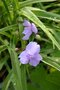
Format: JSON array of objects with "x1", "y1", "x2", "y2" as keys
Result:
[
  {"x1": 56, "y1": 58, "x2": 59, "y2": 62},
  {"x1": 14, "y1": 83, "x2": 16, "y2": 86}
]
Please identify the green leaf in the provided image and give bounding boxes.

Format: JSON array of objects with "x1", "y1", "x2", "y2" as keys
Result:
[
  {"x1": 0, "y1": 32, "x2": 11, "y2": 38},
  {"x1": 0, "y1": 45, "x2": 7, "y2": 53},
  {"x1": 0, "y1": 55, "x2": 9, "y2": 70},
  {"x1": 20, "y1": 0, "x2": 56, "y2": 8},
  {"x1": 41, "y1": 44, "x2": 60, "y2": 71},
  {"x1": 2, "y1": 0, "x2": 12, "y2": 23},
  {"x1": 42, "y1": 54, "x2": 60, "y2": 71},
  {"x1": 28, "y1": 7, "x2": 60, "y2": 22},
  {"x1": 0, "y1": 24, "x2": 17, "y2": 32},
  {"x1": 48, "y1": 28, "x2": 60, "y2": 43},
  {"x1": 28, "y1": 64, "x2": 60, "y2": 90},
  {"x1": 8, "y1": 47, "x2": 23, "y2": 90},
  {"x1": 21, "y1": 65, "x2": 27, "y2": 90},
  {"x1": 21, "y1": 7, "x2": 60, "y2": 50},
  {"x1": 13, "y1": 0, "x2": 19, "y2": 10},
  {"x1": 2, "y1": 70, "x2": 13, "y2": 90}
]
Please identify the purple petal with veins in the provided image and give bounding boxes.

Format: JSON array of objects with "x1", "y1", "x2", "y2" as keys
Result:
[
  {"x1": 23, "y1": 20, "x2": 31, "y2": 27},
  {"x1": 26, "y1": 42, "x2": 40, "y2": 55},
  {"x1": 31, "y1": 23, "x2": 38, "y2": 34},
  {"x1": 22, "y1": 20, "x2": 38, "y2": 40},
  {"x1": 19, "y1": 42, "x2": 42, "y2": 66},
  {"x1": 19, "y1": 51, "x2": 29, "y2": 64},
  {"x1": 22, "y1": 27, "x2": 32, "y2": 40}
]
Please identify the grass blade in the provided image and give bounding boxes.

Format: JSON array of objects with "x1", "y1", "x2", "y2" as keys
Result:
[{"x1": 21, "y1": 8, "x2": 60, "y2": 50}]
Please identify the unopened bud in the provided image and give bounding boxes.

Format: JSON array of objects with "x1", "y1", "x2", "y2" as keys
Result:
[{"x1": 36, "y1": 34, "x2": 42, "y2": 40}]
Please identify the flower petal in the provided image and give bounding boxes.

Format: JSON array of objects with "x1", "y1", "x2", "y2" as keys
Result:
[
  {"x1": 22, "y1": 27, "x2": 32, "y2": 40},
  {"x1": 29, "y1": 58, "x2": 40, "y2": 66},
  {"x1": 31, "y1": 23, "x2": 38, "y2": 34},
  {"x1": 20, "y1": 58, "x2": 28, "y2": 64},
  {"x1": 23, "y1": 20, "x2": 31, "y2": 27},
  {"x1": 26, "y1": 42, "x2": 40, "y2": 55},
  {"x1": 34, "y1": 54, "x2": 42, "y2": 61},
  {"x1": 22, "y1": 34, "x2": 30, "y2": 40},
  {"x1": 22, "y1": 27, "x2": 32, "y2": 34},
  {"x1": 19, "y1": 51, "x2": 29, "y2": 64}
]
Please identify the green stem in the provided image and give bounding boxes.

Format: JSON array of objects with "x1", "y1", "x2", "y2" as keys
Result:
[
  {"x1": 5, "y1": 62, "x2": 11, "y2": 73},
  {"x1": 21, "y1": 65, "x2": 27, "y2": 90}
]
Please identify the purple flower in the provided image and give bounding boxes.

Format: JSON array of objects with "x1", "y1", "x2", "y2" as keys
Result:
[
  {"x1": 19, "y1": 42, "x2": 42, "y2": 66},
  {"x1": 22, "y1": 20, "x2": 38, "y2": 40}
]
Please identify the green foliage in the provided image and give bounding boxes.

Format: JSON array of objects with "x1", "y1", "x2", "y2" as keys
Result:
[
  {"x1": 28, "y1": 64, "x2": 60, "y2": 90},
  {"x1": 0, "y1": 0, "x2": 60, "y2": 90}
]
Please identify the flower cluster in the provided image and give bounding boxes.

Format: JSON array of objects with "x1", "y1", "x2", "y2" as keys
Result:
[{"x1": 19, "y1": 20, "x2": 42, "y2": 66}]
